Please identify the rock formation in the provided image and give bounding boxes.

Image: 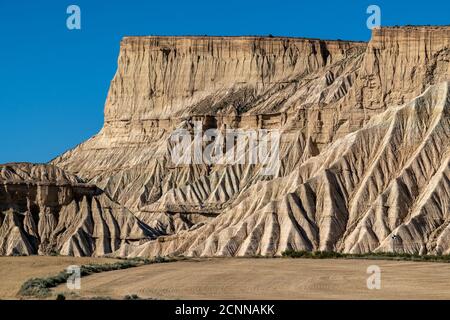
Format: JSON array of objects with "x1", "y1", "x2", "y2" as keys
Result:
[
  {"x1": 1, "y1": 26, "x2": 449, "y2": 257},
  {"x1": 0, "y1": 163, "x2": 158, "y2": 256},
  {"x1": 117, "y1": 81, "x2": 450, "y2": 257}
]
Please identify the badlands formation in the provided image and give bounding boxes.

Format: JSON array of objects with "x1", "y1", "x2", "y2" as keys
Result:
[{"x1": 1, "y1": 26, "x2": 449, "y2": 257}]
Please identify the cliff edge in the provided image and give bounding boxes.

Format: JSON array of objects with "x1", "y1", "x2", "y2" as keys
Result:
[{"x1": 1, "y1": 26, "x2": 448, "y2": 257}]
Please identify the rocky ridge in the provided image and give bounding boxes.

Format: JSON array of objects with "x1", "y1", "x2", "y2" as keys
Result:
[{"x1": 1, "y1": 26, "x2": 449, "y2": 257}]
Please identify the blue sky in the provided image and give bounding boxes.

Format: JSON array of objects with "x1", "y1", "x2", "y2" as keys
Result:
[{"x1": 0, "y1": 0, "x2": 448, "y2": 164}]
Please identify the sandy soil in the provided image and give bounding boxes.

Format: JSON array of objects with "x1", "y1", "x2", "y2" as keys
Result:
[
  {"x1": 52, "y1": 258, "x2": 450, "y2": 300},
  {"x1": 0, "y1": 256, "x2": 119, "y2": 299}
]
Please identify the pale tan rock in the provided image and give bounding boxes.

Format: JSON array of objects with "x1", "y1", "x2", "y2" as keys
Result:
[
  {"x1": 2, "y1": 26, "x2": 450, "y2": 257},
  {"x1": 52, "y1": 36, "x2": 367, "y2": 214},
  {"x1": 0, "y1": 163, "x2": 159, "y2": 256},
  {"x1": 117, "y1": 81, "x2": 450, "y2": 257}
]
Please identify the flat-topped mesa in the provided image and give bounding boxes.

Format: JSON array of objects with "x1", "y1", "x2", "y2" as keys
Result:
[
  {"x1": 105, "y1": 36, "x2": 366, "y2": 123},
  {"x1": 7, "y1": 26, "x2": 450, "y2": 258},
  {"x1": 51, "y1": 26, "x2": 450, "y2": 244},
  {"x1": 102, "y1": 27, "x2": 450, "y2": 134}
]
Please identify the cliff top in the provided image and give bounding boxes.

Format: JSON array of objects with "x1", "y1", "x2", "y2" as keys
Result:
[
  {"x1": 121, "y1": 25, "x2": 450, "y2": 45},
  {"x1": 121, "y1": 35, "x2": 367, "y2": 44}
]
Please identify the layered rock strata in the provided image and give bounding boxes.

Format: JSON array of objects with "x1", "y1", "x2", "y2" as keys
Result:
[
  {"x1": 0, "y1": 163, "x2": 158, "y2": 256},
  {"x1": 2, "y1": 26, "x2": 449, "y2": 257}
]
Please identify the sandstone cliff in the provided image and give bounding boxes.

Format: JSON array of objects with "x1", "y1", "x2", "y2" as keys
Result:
[
  {"x1": 0, "y1": 163, "x2": 158, "y2": 256},
  {"x1": 118, "y1": 81, "x2": 449, "y2": 257},
  {"x1": 3, "y1": 26, "x2": 449, "y2": 257}
]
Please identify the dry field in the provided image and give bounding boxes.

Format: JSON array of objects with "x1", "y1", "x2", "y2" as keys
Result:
[
  {"x1": 49, "y1": 258, "x2": 450, "y2": 300},
  {"x1": 0, "y1": 256, "x2": 119, "y2": 299}
]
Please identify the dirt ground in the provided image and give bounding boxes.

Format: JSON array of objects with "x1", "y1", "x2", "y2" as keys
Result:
[
  {"x1": 50, "y1": 258, "x2": 450, "y2": 300},
  {"x1": 0, "y1": 256, "x2": 119, "y2": 299}
]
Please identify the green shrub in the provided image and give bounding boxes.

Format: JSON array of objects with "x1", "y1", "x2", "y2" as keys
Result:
[
  {"x1": 281, "y1": 250, "x2": 450, "y2": 262},
  {"x1": 56, "y1": 293, "x2": 66, "y2": 300},
  {"x1": 49, "y1": 250, "x2": 60, "y2": 256}
]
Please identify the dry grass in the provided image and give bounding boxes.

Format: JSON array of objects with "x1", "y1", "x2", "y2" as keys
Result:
[{"x1": 51, "y1": 258, "x2": 450, "y2": 300}]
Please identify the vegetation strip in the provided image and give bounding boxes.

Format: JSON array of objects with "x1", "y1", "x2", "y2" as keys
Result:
[
  {"x1": 18, "y1": 256, "x2": 172, "y2": 297},
  {"x1": 281, "y1": 250, "x2": 450, "y2": 262}
]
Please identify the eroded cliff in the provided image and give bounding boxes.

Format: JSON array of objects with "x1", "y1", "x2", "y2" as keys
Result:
[
  {"x1": 3, "y1": 26, "x2": 449, "y2": 257},
  {"x1": 0, "y1": 163, "x2": 158, "y2": 256}
]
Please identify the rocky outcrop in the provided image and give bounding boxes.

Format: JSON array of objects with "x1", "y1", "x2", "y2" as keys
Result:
[
  {"x1": 53, "y1": 36, "x2": 367, "y2": 214},
  {"x1": 3, "y1": 26, "x2": 449, "y2": 257},
  {"x1": 106, "y1": 36, "x2": 365, "y2": 120},
  {"x1": 0, "y1": 163, "x2": 158, "y2": 256},
  {"x1": 335, "y1": 26, "x2": 450, "y2": 139},
  {"x1": 117, "y1": 81, "x2": 450, "y2": 257}
]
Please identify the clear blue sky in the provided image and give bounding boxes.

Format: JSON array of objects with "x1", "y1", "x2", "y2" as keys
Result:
[{"x1": 0, "y1": 0, "x2": 448, "y2": 164}]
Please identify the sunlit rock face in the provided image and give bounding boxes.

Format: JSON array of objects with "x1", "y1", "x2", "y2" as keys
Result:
[
  {"x1": 117, "y1": 81, "x2": 449, "y2": 257},
  {"x1": 3, "y1": 26, "x2": 449, "y2": 257},
  {"x1": 0, "y1": 163, "x2": 158, "y2": 256}
]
